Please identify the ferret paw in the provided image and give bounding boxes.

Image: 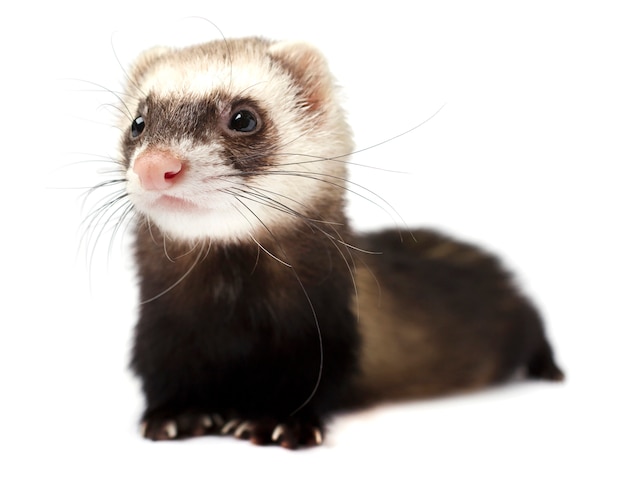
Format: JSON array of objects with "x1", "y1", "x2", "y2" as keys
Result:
[
  {"x1": 221, "y1": 417, "x2": 324, "y2": 449},
  {"x1": 140, "y1": 412, "x2": 225, "y2": 441}
]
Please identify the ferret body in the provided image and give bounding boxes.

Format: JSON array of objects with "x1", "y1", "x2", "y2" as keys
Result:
[{"x1": 116, "y1": 37, "x2": 563, "y2": 448}]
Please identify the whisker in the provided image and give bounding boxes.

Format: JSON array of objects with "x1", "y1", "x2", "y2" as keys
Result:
[
  {"x1": 56, "y1": 152, "x2": 123, "y2": 166},
  {"x1": 140, "y1": 241, "x2": 209, "y2": 304},
  {"x1": 63, "y1": 77, "x2": 137, "y2": 121},
  {"x1": 344, "y1": 103, "x2": 447, "y2": 160},
  {"x1": 81, "y1": 191, "x2": 131, "y2": 273},
  {"x1": 107, "y1": 200, "x2": 136, "y2": 261},
  {"x1": 252, "y1": 103, "x2": 446, "y2": 173},
  {"x1": 275, "y1": 153, "x2": 409, "y2": 174},
  {"x1": 60, "y1": 77, "x2": 139, "y2": 100},
  {"x1": 225, "y1": 186, "x2": 340, "y2": 229},
  {"x1": 162, "y1": 234, "x2": 176, "y2": 263},
  {"x1": 79, "y1": 182, "x2": 127, "y2": 223},
  {"x1": 163, "y1": 235, "x2": 204, "y2": 262},
  {"x1": 109, "y1": 32, "x2": 149, "y2": 101},
  {"x1": 275, "y1": 170, "x2": 416, "y2": 242},
  {"x1": 146, "y1": 217, "x2": 160, "y2": 246},
  {"x1": 230, "y1": 195, "x2": 324, "y2": 416},
  {"x1": 234, "y1": 169, "x2": 407, "y2": 233},
  {"x1": 81, "y1": 178, "x2": 127, "y2": 199},
  {"x1": 231, "y1": 198, "x2": 292, "y2": 268},
  {"x1": 80, "y1": 189, "x2": 128, "y2": 236},
  {"x1": 313, "y1": 223, "x2": 361, "y2": 322},
  {"x1": 230, "y1": 184, "x2": 383, "y2": 255},
  {"x1": 248, "y1": 233, "x2": 292, "y2": 268},
  {"x1": 97, "y1": 102, "x2": 134, "y2": 123}
]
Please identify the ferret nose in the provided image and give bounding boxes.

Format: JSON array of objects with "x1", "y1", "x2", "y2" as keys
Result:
[{"x1": 133, "y1": 149, "x2": 183, "y2": 191}]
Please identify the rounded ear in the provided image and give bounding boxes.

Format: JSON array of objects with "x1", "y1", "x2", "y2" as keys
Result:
[{"x1": 268, "y1": 41, "x2": 335, "y2": 112}]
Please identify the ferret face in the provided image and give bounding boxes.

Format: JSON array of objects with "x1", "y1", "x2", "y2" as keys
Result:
[{"x1": 120, "y1": 38, "x2": 353, "y2": 243}]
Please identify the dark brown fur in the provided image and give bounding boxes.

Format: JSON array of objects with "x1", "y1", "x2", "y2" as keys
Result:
[
  {"x1": 131, "y1": 212, "x2": 361, "y2": 447},
  {"x1": 350, "y1": 229, "x2": 563, "y2": 406},
  {"x1": 119, "y1": 38, "x2": 563, "y2": 449}
]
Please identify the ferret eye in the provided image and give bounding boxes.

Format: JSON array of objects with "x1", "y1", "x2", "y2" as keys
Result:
[
  {"x1": 131, "y1": 116, "x2": 146, "y2": 138},
  {"x1": 228, "y1": 110, "x2": 258, "y2": 133}
]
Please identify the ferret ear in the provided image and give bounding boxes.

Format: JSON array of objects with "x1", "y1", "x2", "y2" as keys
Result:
[{"x1": 268, "y1": 41, "x2": 334, "y2": 112}]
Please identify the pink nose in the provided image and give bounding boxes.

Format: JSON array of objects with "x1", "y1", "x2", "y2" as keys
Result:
[{"x1": 133, "y1": 149, "x2": 183, "y2": 190}]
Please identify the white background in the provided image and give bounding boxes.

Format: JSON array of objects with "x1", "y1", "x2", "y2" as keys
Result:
[{"x1": 2, "y1": 1, "x2": 625, "y2": 478}]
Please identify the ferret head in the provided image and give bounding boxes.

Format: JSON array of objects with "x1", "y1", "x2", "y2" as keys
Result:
[{"x1": 119, "y1": 37, "x2": 353, "y2": 243}]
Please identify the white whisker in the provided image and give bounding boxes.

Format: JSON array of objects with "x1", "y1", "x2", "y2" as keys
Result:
[
  {"x1": 139, "y1": 241, "x2": 209, "y2": 304},
  {"x1": 229, "y1": 195, "x2": 324, "y2": 415}
]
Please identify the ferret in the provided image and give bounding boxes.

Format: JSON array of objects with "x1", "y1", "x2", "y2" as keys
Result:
[{"x1": 112, "y1": 37, "x2": 563, "y2": 449}]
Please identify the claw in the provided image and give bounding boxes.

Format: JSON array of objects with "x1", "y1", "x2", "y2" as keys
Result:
[
  {"x1": 234, "y1": 421, "x2": 252, "y2": 439},
  {"x1": 221, "y1": 419, "x2": 241, "y2": 435},
  {"x1": 163, "y1": 420, "x2": 178, "y2": 439},
  {"x1": 271, "y1": 424, "x2": 286, "y2": 443},
  {"x1": 200, "y1": 415, "x2": 213, "y2": 429},
  {"x1": 210, "y1": 413, "x2": 224, "y2": 429},
  {"x1": 312, "y1": 427, "x2": 323, "y2": 445}
]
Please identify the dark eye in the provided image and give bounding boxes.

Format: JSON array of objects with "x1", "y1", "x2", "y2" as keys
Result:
[
  {"x1": 228, "y1": 110, "x2": 258, "y2": 133},
  {"x1": 131, "y1": 116, "x2": 146, "y2": 138}
]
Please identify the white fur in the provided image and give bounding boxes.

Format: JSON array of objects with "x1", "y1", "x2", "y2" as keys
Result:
[
  {"x1": 126, "y1": 141, "x2": 258, "y2": 241},
  {"x1": 123, "y1": 39, "x2": 353, "y2": 243}
]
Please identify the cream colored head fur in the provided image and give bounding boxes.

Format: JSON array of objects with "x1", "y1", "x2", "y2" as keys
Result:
[{"x1": 120, "y1": 37, "x2": 353, "y2": 243}]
